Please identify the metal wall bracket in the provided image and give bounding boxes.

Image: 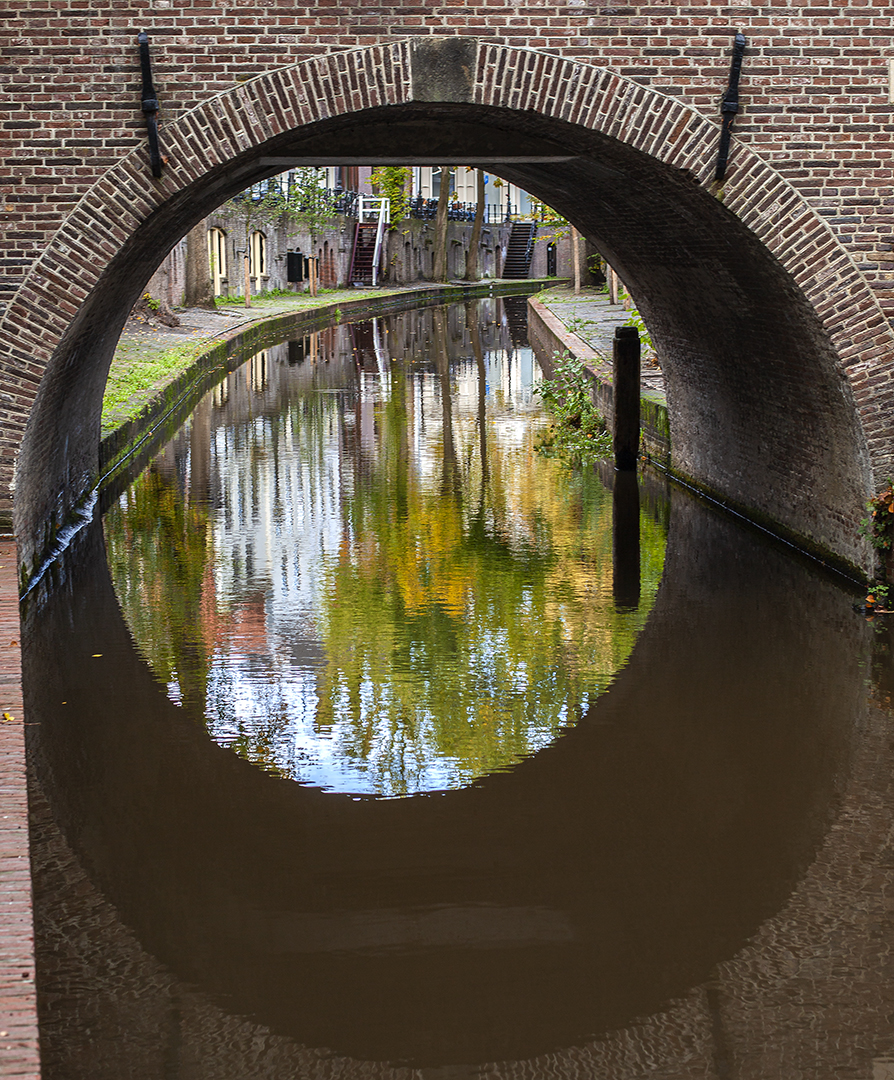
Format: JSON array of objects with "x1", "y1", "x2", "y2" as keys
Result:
[
  {"x1": 714, "y1": 32, "x2": 746, "y2": 183},
  {"x1": 138, "y1": 30, "x2": 163, "y2": 179}
]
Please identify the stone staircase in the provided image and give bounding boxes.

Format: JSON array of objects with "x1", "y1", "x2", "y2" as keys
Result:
[{"x1": 502, "y1": 222, "x2": 536, "y2": 279}]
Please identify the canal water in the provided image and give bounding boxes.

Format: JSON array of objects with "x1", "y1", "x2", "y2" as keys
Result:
[{"x1": 21, "y1": 298, "x2": 894, "y2": 1079}]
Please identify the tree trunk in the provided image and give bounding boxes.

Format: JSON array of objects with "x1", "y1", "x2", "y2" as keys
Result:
[
  {"x1": 465, "y1": 169, "x2": 485, "y2": 281},
  {"x1": 432, "y1": 167, "x2": 451, "y2": 282},
  {"x1": 184, "y1": 223, "x2": 215, "y2": 310},
  {"x1": 571, "y1": 226, "x2": 581, "y2": 295}
]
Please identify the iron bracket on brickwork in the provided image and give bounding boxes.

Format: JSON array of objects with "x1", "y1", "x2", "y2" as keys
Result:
[
  {"x1": 714, "y1": 31, "x2": 746, "y2": 183},
  {"x1": 138, "y1": 30, "x2": 163, "y2": 179}
]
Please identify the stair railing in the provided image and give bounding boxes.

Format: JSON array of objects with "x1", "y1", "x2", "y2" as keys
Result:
[
  {"x1": 523, "y1": 224, "x2": 537, "y2": 275},
  {"x1": 347, "y1": 220, "x2": 361, "y2": 284},
  {"x1": 358, "y1": 196, "x2": 391, "y2": 287}
]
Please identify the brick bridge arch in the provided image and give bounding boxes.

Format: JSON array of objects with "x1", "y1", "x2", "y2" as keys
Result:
[{"x1": 3, "y1": 37, "x2": 893, "y2": 580}]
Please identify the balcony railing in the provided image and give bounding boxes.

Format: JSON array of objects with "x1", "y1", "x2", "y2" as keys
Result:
[
  {"x1": 234, "y1": 182, "x2": 547, "y2": 224},
  {"x1": 406, "y1": 197, "x2": 527, "y2": 223}
]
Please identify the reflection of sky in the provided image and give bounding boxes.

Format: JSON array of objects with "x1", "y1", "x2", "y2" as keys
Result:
[
  {"x1": 207, "y1": 344, "x2": 541, "y2": 636},
  {"x1": 408, "y1": 349, "x2": 541, "y2": 501},
  {"x1": 201, "y1": 645, "x2": 567, "y2": 798},
  {"x1": 209, "y1": 410, "x2": 345, "y2": 641}
]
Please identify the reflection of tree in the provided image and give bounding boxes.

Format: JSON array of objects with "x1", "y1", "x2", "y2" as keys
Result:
[
  {"x1": 468, "y1": 303, "x2": 489, "y2": 485},
  {"x1": 104, "y1": 462, "x2": 213, "y2": 714},
  {"x1": 316, "y1": 355, "x2": 668, "y2": 796}
]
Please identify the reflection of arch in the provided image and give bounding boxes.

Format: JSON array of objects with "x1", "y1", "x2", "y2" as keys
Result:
[
  {"x1": 24, "y1": 485, "x2": 869, "y2": 1068},
  {"x1": 4, "y1": 38, "x2": 893, "y2": 576},
  {"x1": 207, "y1": 227, "x2": 228, "y2": 297}
]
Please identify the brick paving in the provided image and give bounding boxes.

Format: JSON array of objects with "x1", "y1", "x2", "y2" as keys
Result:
[{"x1": 0, "y1": 541, "x2": 39, "y2": 1079}]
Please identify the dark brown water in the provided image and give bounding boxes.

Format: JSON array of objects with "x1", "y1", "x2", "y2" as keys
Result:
[{"x1": 22, "y1": 299, "x2": 894, "y2": 1079}]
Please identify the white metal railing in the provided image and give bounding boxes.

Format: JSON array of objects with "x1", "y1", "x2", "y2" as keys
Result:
[{"x1": 358, "y1": 196, "x2": 390, "y2": 287}]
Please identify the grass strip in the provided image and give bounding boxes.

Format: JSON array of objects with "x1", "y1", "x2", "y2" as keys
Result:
[
  {"x1": 102, "y1": 337, "x2": 221, "y2": 437},
  {"x1": 101, "y1": 288, "x2": 397, "y2": 437}
]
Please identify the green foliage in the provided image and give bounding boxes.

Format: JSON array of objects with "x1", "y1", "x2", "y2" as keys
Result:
[
  {"x1": 282, "y1": 167, "x2": 339, "y2": 240},
  {"x1": 535, "y1": 351, "x2": 612, "y2": 468},
  {"x1": 225, "y1": 181, "x2": 287, "y2": 236},
  {"x1": 370, "y1": 166, "x2": 411, "y2": 224},
  {"x1": 529, "y1": 199, "x2": 567, "y2": 225},
  {"x1": 565, "y1": 315, "x2": 595, "y2": 336},
  {"x1": 861, "y1": 482, "x2": 894, "y2": 551},
  {"x1": 102, "y1": 338, "x2": 217, "y2": 435},
  {"x1": 104, "y1": 464, "x2": 212, "y2": 712},
  {"x1": 530, "y1": 199, "x2": 570, "y2": 241},
  {"x1": 144, "y1": 293, "x2": 161, "y2": 312},
  {"x1": 223, "y1": 168, "x2": 339, "y2": 243},
  {"x1": 214, "y1": 286, "x2": 298, "y2": 306},
  {"x1": 625, "y1": 308, "x2": 654, "y2": 353}
]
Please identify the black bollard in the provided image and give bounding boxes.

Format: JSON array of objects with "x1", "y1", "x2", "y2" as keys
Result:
[
  {"x1": 612, "y1": 469, "x2": 641, "y2": 610},
  {"x1": 612, "y1": 325, "x2": 641, "y2": 471}
]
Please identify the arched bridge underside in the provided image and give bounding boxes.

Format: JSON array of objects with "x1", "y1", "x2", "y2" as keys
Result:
[{"x1": 3, "y1": 38, "x2": 894, "y2": 579}]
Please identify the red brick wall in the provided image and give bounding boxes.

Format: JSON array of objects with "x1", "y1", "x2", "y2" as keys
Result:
[
  {"x1": 3, "y1": 21, "x2": 894, "y2": 576},
  {"x1": 3, "y1": 5, "x2": 894, "y2": 313}
]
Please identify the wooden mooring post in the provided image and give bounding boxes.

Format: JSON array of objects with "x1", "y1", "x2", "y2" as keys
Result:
[{"x1": 612, "y1": 324, "x2": 640, "y2": 471}]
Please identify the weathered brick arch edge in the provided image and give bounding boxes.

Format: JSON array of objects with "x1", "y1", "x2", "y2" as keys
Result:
[{"x1": 2, "y1": 37, "x2": 893, "y2": 577}]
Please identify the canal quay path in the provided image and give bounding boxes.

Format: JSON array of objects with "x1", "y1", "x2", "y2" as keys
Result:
[
  {"x1": 527, "y1": 284, "x2": 670, "y2": 465},
  {"x1": 0, "y1": 277, "x2": 555, "y2": 1080}
]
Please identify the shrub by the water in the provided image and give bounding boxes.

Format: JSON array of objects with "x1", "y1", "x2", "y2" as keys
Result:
[{"x1": 535, "y1": 351, "x2": 612, "y2": 468}]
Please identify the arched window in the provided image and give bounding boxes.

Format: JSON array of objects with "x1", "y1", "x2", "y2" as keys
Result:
[
  {"x1": 207, "y1": 228, "x2": 227, "y2": 296},
  {"x1": 250, "y1": 231, "x2": 267, "y2": 284}
]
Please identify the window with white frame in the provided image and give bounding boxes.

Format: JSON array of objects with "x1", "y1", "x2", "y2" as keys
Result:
[
  {"x1": 207, "y1": 228, "x2": 227, "y2": 296},
  {"x1": 250, "y1": 231, "x2": 267, "y2": 284}
]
